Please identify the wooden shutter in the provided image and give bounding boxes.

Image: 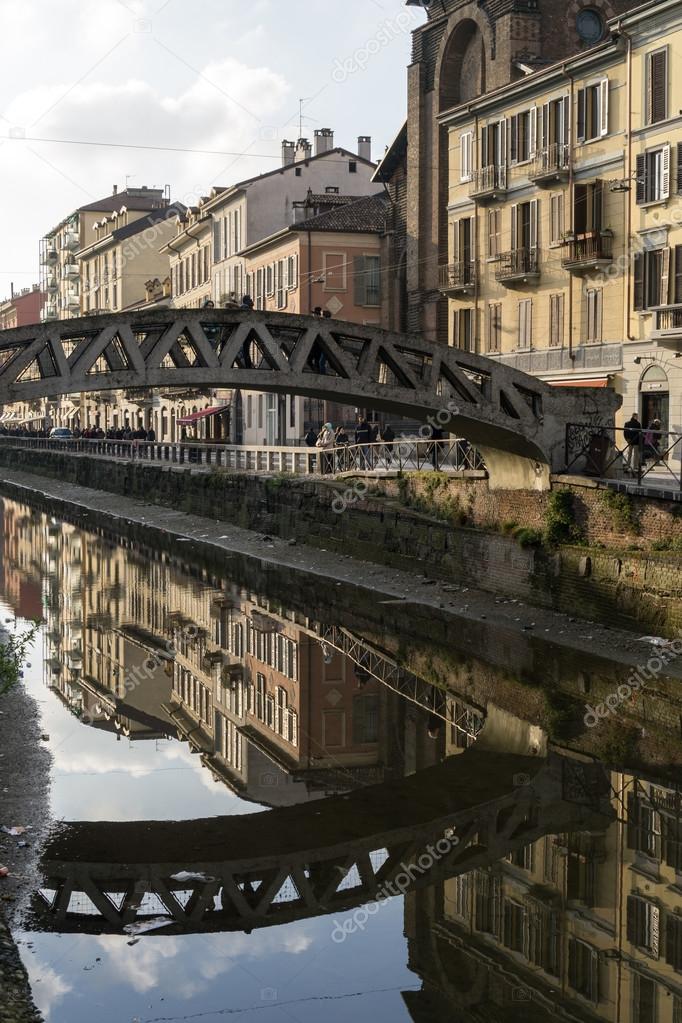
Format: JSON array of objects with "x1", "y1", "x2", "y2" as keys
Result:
[
  {"x1": 661, "y1": 144, "x2": 671, "y2": 200},
  {"x1": 660, "y1": 247, "x2": 671, "y2": 305},
  {"x1": 677, "y1": 142, "x2": 682, "y2": 193},
  {"x1": 648, "y1": 48, "x2": 668, "y2": 124},
  {"x1": 530, "y1": 199, "x2": 539, "y2": 250},
  {"x1": 577, "y1": 89, "x2": 586, "y2": 143},
  {"x1": 529, "y1": 106, "x2": 538, "y2": 157},
  {"x1": 599, "y1": 78, "x2": 609, "y2": 137},
  {"x1": 636, "y1": 153, "x2": 647, "y2": 205},
  {"x1": 481, "y1": 125, "x2": 489, "y2": 168},
  {"x1": 675, "y1": 245, "x2": 682, "y2": 303},
  {"x1": 499, "y1": 118, "x2": 507, "y2": 171},
  {"x1": 510, "y1": 115, "x2": 518, "y2": 163},
  {"x1": 353, "y1": 256, "x2": 366, "y2": 305},
  {"x1": 541, "y1": 102, "x2": 549, "y2": 149},
  {"x1": 634, "y1": 253, "x2": 645, "y2": 311},
  {"x1": 460, "y1": 131, "x2": 472, "y2": 181}
]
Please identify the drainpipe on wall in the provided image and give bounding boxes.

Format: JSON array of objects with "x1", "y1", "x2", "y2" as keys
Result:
[
  {"x1": 307, "y1": 230, "x2": 313, "y2": 314},
  {"x1": 474, "y1": 113, "x2": 480, "y2": 353},
  {"x1": 622, "y1": 22, "x2": 635, "y2": 342},
  {"x1": 564, "y1": 66, "x2": 575, "y2": 362}
]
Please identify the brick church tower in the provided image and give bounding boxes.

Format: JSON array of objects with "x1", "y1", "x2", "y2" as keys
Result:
[{"x1": 405, "y1": 0, "x2": 644, "y2": 342}]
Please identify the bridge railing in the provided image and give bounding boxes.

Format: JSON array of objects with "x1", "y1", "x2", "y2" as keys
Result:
[
  {"x1": 564, "y1": 423, "x2": 682, "y2": 491},
  {"x1": 0, "y1": 435, "x2": 486, "y2": 476}
]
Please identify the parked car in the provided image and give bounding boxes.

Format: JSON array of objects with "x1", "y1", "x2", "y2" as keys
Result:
[{"x1": 49, "y1": 427, "x2": 74, "y2": 440}]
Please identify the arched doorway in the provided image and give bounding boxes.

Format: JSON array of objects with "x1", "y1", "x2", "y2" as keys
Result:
[{"x1": 640, "y1": 364, "x2": 669, "y2": 433}]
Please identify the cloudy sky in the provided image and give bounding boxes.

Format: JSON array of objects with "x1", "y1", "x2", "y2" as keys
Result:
[{"x1": 0, "y1": 0, "x2": 423, "y2": 303}]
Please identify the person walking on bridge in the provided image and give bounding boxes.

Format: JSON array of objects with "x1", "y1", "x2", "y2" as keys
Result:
[
  {"x1": 623, "y1": 412, "x2": 642, "y2": 476},
  {"x1": 315, "y1": 422, "x2": 335, "y2": 474}
]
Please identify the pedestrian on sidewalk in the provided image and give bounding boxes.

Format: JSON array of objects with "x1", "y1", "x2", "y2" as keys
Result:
[{"x1": 623, "y1": 412, "x2": 642, "y2": 476}]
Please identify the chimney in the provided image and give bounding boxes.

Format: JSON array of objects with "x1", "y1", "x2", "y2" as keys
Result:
[
  {"x1": 295, "y1": 138, "x2": 312, "y2": 163},
  {"x1": 314, "y1": 128, "x2": 334, "y2": 156},
  {"x1": 113, "y1": 184, "x2": 118, "y2": 195},
  {"x1": 282, "y1": 140, "x2": 295, "y2": 167},
  {"x1": 357, "y1": 136, "x2": 372, "y2": 162}
]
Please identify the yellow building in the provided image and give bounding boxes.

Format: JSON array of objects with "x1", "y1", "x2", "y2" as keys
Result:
[{"x1": 440, "y1": 0, "x2": 682, "y2": 445}]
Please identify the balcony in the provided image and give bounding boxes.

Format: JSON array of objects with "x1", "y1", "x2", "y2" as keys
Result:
[
  {"x1": 561, "y1": 230, "x2": 613, "y2": 274},
  {"x1": 530, "y1": 143, "x2": 570, "y2": 185},
  {"x1": 495, "y1": 248, "x2": 540, "y2": 286},
  {"x1": 653, "y1": 305, "x2": 682, "y2": 341},
  {"x1": 469, "y1": 165, "x2": 507, "y2": 202},
  {"x1": 41, "y1": 248, "x2": 58, "y2": 266},
  {"x1": 438, "y1": 260, "x2": 476, "y2": 295},
  {"x1": 63, "y1": 263, "x2": 79, "y2": 279}
]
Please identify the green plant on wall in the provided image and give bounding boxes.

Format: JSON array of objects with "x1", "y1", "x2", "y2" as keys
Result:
[
  {"x1": 599, "y1": 490, "x2": 641, "y2": 535},
  {"x1": 544, "y1": 490, "x2": 585, "y2": 547}
]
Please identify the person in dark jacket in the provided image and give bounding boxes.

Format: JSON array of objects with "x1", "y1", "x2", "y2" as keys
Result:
[
  {"x1": 623, "y1": 412, "x2": 642, "y2": 475},
  {"x1": 355, "y1": 418, "x2": 372, "y2": 469},
  {"x1": 381, "y1": 423, "x2": 395, "y2": 466}
]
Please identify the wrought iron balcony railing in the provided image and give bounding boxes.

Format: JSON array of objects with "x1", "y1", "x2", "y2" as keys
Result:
[
  {"x1": 469, "y1": 164, "x2": 507, "y2": 199},
  {"x1": 494, "y1": 248, "x2": 540, "y2": 283},
  {"x1": 438, "y1": 260, "x2": 476, "y2": 293},
  {"x1": 561, "y1": 230, "x2": 613, "y2": 272},
  {"x1": 530, "y1": 143, "x2": 570, "y2": 183}
]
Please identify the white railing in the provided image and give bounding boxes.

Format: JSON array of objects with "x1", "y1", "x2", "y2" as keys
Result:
[{"x1": 0, "y1": 435, "x2": 486, "y2": 476}]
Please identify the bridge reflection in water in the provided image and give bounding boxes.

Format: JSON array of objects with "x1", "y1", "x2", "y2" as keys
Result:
[{"x1": 2, "y1": 496, "x2": 682, "y2": 1022}]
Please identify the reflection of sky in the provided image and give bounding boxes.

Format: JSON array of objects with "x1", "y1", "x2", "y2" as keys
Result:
[
  {"x1": 0, "y1": 593, "x2": 418, "y2": 1023},
  {"x1": 20, "y1": 901, "x2": 415, "y2": 1023}
]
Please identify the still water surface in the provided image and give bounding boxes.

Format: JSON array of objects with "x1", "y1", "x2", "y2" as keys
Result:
[{"x1": 1, "y1": 496, "x2": 680, "y2": 1023}]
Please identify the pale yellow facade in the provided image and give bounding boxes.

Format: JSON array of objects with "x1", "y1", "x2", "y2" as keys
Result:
[{"x1": 441, "y1": 0, "x2": 682, "y2": 445}]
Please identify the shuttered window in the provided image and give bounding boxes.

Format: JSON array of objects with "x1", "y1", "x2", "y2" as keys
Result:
[
  {"x1": 647, "y1": 48, "x2": 668, "y2": 125},
  {"x1": 576, "y1": 78, "x2": 609, "y2": 142},
  {"x1": 550, "y1": 193, "x2": 564, "y2": 244},
  {"x1": 627, "y1": 895, "x2": 660, "y2": 958},
  {"x1": 666, "y1": 913, "x2": 682, "y2": 971},
  {"x1": 353, "y1": 255, "x2": 381, "y2": 306},
  {"x1": 454, "y1": 308, "x2": 474, "y2": 352},
  {"x1": 675, "y1": 246, "x2": 682, "y2": 304},
  {"x1": 586, "y1": 288, "x2": 603, "y2": 343},
  {"x1": 636, "y1": 146, "x2": 671, "y2": 204},
  {"x1": 549, "y1": 293, "x2": 564, "y2": 347},
  {"x1": 487, "y1": 303, "x2": 502, "y2": 353},
  {"x1": 460, "y1": 130, "x2": 473, "y2": 182},
  {"x1": 488, "y1": 209, "x2": 501, "y2": 257},
  {"x1": 568, "y1": 938, "x2": 599, "y2": 1002},
  {"x1": 518, "y1": 299, "x2": 533, "y2": 348}
]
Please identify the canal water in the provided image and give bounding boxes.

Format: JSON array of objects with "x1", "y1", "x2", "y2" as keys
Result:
[{"x1": 0, "y1": 494, "x2": 680, "y2": 1023}]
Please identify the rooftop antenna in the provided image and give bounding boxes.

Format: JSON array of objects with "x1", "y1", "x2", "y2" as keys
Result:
[{"x1": 296, "y1": 98, "x2": 318, "y2": 139}]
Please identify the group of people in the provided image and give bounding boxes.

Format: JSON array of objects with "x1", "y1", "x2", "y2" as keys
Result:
[
  {"x1": 304, "y1": 419, "x2": 396, "y2": 472},
  {"x1": 622, "y1": 412, "x2": 665, "y2": 475}
]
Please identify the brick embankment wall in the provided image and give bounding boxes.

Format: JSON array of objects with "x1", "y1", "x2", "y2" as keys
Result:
[{"x1": 0, "y1": 446, "x2": 681, "y2": 636}]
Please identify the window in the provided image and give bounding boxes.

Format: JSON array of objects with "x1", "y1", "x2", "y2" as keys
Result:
[
  {"x1": 568, "y1": 938, "x2": 599, "y2": 1002},
  {"x1": 287, "y1": 254, "x2": 298, "y2": 290},
  {"x1": 627, "y1": 895, "x2": 660, "y2": 957},
  {"x1": 574, "y1": 181, "x2": 603, "y2": 233},
  {"x1": 487, "y1": 303, "x2": 502, "y2": 353},
  {"x1": 258, "y1": 394, "x2": 263, "y2": 430},
  {"x1": 475, "y1": 871, "x2": 501, "y2": 935},
  {"x1": 539, "y1": 96, "x2": 570, "y2": 152},
  {"x1": 585, "y1": 287, "x2": 603, "y2": 342},
  {"x1": 349, "y1": 161, "x2": 357, "y2": 174},
  {"x1": 481, "y1": 120, "x2": 506, "y2": 170},
  {"x1": 488, "y1": 209, "x2": 501, "y2": 257},
  {"x1": 502, "y1": 899, "x2": 527, "y2": 955},
  {"x1": 550, "y1": 293, "x2": 564, "y2": 347},
  {"x1": 675, "y1": 245, "x2": 682, "y2": 304},
  {"x1": 276, "y1": 259, "x2": 286, "y2": 308},
  {"x1": 454, "y1": 217, "x2": 474, "y2": 279},
  {"x1": 636, "y1": 145, "x2": 671, "y2": 204},
  {"x1": 634, "y1": 248, "x2": 670, "y2": 310},
  {"x1": 511, "y1": 199, "x2": 539, "y2": 253},
  {"x1": 266, "y1": 264, "x2": 274, "y2": 297},
  {"x1": 212, "y1": 219, "x2": 221, "y2": 262},
  {"x1": 577, "y1": 79, "x2": 609, "y2": 142},
  {"x1": 508, "y1": 844, "x2": 534, "y2": 871},
  {"x1": 646, "y1": 48, "x2": 668, "y2": 125},
  {"x1": 454, "y1": 307, "x2": 474, "y2": 352},
  {"x1": 666, "y1": 913, "x2": 682, "y2": 972},
  {"x1": 510, "y1": 108, "x2": 536, "y2": 164},
  {"x1": 353, "y1": 693, "x2": 378, "y2": 743},
  {"x1": 633, "y1": 974, "x2": 656, "y2": 1023},
  {"x1": 518, "y1": 299, "x2": 533, "y2": 349},
  {"x1": 247, "y1": 394, "x2": 252, "y2": 429},
  {"x1": 627, "y1": 791, "x2": 661, "y2": 858},
  {"x1": 550, "y1": 193, "x2": 564, "y2": 244},
  {"x1": 323, "y1": 252, "x2": 346, "y2": 291},
  {"x1": 460, "y1": 130, "x2": 473, "y2": 181},
  {"x1": 452, "y1": 874, "x2": 470, "y2": 919},
  {"x1": 354, "y1": 255, "x2": 381, "y2": 306}
]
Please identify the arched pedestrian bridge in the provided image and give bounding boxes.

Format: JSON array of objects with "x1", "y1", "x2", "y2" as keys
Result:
[
  {"x1": 30, "y1": 741, "x2": 612, "y2": 937},
  {"x1": 0, "y1": 310, "x2": 619, "y2": 489}
]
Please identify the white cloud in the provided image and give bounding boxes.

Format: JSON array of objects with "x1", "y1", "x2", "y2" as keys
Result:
[{"x1": 24, "y1": 958, "x2": 73, "y2": 1021}]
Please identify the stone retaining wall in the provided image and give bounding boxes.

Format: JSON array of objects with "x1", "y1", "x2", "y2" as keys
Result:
[{"x1": 0, "y1": 446, "x2": 681, "y2": 636}]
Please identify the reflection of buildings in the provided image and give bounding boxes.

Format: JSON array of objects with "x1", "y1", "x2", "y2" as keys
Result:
[
  {"x1": 403, "y1": 740, "x2": 682, "y2": 1022},
  {"x1": 2, "y1": 499, "x2": 390, "y2": 805}
]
